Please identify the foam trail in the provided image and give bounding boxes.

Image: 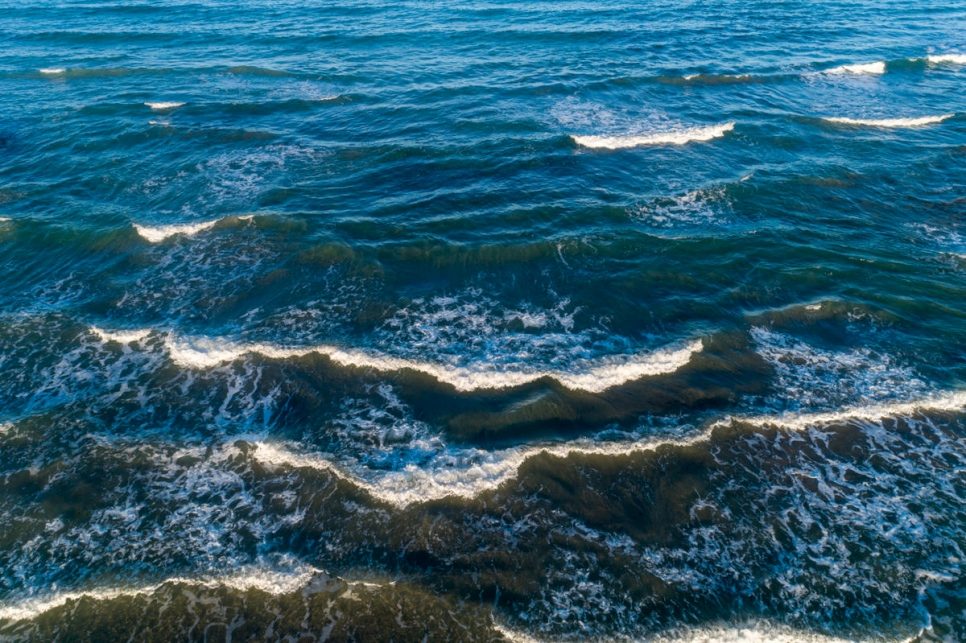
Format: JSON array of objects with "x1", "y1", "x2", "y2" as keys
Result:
[
  {"x1": 144, "y1": 101, "x2": 185, "y2": 110},
  {"x1": 572, "y1": 122, "x2": 734, "y2": 150},
  {"x1": 824, "y1": 61, "x2": 885, "y2": 75},
  {"x1": 0, "y1": 564, "x2": 324, "y2": 623},
  {"x1": 927, "y1": 53, "x2": 966, "y2": 65},
  {"x1": 162, "y1": 333, "x2": 703, "y2": 392},
  {"x1": 38, "y1": 67, "x2": 66, "y2": 75},
  {"x1": 824, "y1": 114, "x2": 953, "y2": 128},
  {"x1": 134, "y1": 220, "x2": 218, "y2": 243},
  {"x1": 253, "y1": 391, "x2": 965, "y2": 507}
]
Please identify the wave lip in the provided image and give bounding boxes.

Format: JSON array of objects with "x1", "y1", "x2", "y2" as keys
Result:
[
  {"x1": 162, "y1": 333, "x2": 704, "y2": 393},
  {"x1": 144, "y1": 101, "x2": 185, "y2": 110},
  {"x1": 824, "y1": 61, "x2": 886, "y2": 75},
  {"x1": 824, "y1": 114, "x2": 954, "y2": 128},
  {"x1": 927, "y1": 53, "x2": 966, "y2": 65},
  {"x1": 38, "y1": 67, "x2": 66, "y2": 75},
  {"x1": 133, "y1": 220, "x2": 218, "y2": 243},
  {"x1": 572, "y1": 122, "x2": 734, "y2": 150}
]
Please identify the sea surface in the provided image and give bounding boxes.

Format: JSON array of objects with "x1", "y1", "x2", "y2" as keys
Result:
[{"x1": 0, "y1": 1, "x2": 964, "y2": 641}]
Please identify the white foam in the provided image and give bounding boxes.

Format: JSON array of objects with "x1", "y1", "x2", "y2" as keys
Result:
[
  {"x1": 89, "y1": 326, "x2": 152, "y2": 344},
  {"x1": 0, "y1": 216, "x2": 10, "y2": 222},
  {"x1": 572, "y1": 122, "x2": 734, "y2": 150},
  {"x1": 144, "y1": 101, "x2": 185, "y2": 110},
  {"x1": 38, "y1": 67, "x2": 65, "y2": 75},
  {"x1": 824, "y1": 114, "x2": 953, "y2": 128},
  {"x1": 0, "y1": 563, "x2": 323, "y2": 622},
  {"x1": 133, "y1": 220, "x2": 218, "y2": 243},
  {"x1": 927, "y1": 53, "x2": 966, "y2": 65},
  {"x1": 162, "y1": 333, "x2": 702, "y2": 393},
  {"x1": 824, "y1": 61, "x2": 886, "y2": 75}
]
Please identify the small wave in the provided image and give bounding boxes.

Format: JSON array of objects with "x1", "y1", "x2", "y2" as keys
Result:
[
  {"x1": 823, "y1": 61, "x2": 886, "y2": 75},
  {"x1": 572, "y1": 122, "x2": 734, "y2": 150},
  {"x1": 0, "y1": 563, "x2": 323, "y2": 623},
  {"x1": 927, "y1": 53, "x2": 966, "y2": 65},
  {"x1": 134, "y1": 220, "x2": 217, "y2": 242},
  {"x1": 144, "y1": 101, "x2": 185, "y2": 110},
  {"x1": 38, "y1": 67, "x2": 66, "y2": 75},
  {"x1": 824, "y1": 114, "x2": 953, "y2": 128}
]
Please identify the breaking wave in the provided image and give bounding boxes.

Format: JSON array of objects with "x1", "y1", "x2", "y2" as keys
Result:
[{"x1": 90, "y1": 326, "x2": 703, "y2": 393}]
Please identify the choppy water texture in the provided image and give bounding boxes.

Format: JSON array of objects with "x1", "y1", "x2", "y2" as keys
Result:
[{"x1": 0, "y1": 1, "x2": 964, "y2": 641}]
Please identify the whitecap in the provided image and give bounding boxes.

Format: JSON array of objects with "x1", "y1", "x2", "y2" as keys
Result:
[
  {"x1": 144, "y1": 101, "x2": 185, "y2": 110},
  {"x1": 824, "y1": 114, "x2": 953, "y2": 128},
  {"x1": 573, "y1": 122, "x2": 734, "y2": 150},
  {"x1": 38, "y1": 67, "x2": 66, "y2": 75},
  {"x1": 133, "y1": 220, "x2": 218, "y2": 243},
  {"x1": 926, "y1": 53, "x2": 966, "y2": 65},
  {"x1": 824, "y1": 61, "x2": 886, "y2": 75}
]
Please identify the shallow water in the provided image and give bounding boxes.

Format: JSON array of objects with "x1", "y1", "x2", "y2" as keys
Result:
[{"x1": 0, "y1": 1, "x2": 964, "y2": 640}]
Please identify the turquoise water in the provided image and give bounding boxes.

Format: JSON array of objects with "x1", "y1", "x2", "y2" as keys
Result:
[{"x1": 0, "y1": 1, "x2": 964, "y2": 640}]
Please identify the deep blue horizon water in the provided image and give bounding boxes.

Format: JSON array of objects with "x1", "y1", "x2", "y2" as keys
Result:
[{"x1": 0, "y1": 1, "x2": 964, "y2": 640}]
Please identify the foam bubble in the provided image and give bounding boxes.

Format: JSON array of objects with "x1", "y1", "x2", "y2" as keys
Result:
[
  {"x1": 133, "y1": 220, "x2": 218, "y2": 242},
  {"x1": 824, "y1": 114, "x2": 953, "y2": 128},
  {"x1": 38, "y1": 67, "x2": 66, "y2": 75},
  {"x1": 573, "y1": 122, "x2": 734, "y2": 149},
  {"x1": 144, "y1": 101, "x2": 185, "y2": 110},
  {"x1": 823, "y1": 61, "x2": 886, "y2": 75},
  {"x1": 926, "y1": 53, "x2": 966, "y2": 65}
]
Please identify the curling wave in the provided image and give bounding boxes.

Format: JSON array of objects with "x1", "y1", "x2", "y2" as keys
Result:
[
  {"x1": 572, "y1": 122, "x2": 734, "y2": 150},
  {"x1": 251, "y1": 390, "x2": 965, "y2": 507},
  {"x1": 132, "y1": 214, "x2": 253, "y2": 242},
  {"x1": 91, "y1": 326, "x2": 704, "y2": 393}
]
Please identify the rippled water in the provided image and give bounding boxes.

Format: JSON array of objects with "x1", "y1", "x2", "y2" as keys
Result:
[{"x1": 0, "y1": 1, "x2": 964, "y2": 641}]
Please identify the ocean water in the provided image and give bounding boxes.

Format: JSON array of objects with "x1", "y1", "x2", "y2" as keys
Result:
[{"x1": 0, "y1": 1, "x2": 964, "y2": 640}]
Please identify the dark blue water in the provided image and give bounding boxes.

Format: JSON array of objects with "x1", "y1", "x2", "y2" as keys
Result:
[{"x1": 0, "y1": 1, "x2": 964, "y2": 640}]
